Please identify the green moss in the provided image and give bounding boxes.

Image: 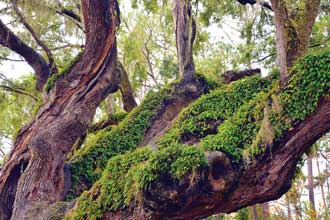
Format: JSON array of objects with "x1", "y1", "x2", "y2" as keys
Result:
[
  {"x1": 44, "y1": 50, "x2": 84, "y2": 92},
  {"x1": 158, "y1": 74, "x2": 273, "y2": 148},
  {"x1": 280, "y1": 50, "x2": 330, "y2": 120},
  {"x1": 201, "y1": 92, "x2": 268, "y2": 161}
]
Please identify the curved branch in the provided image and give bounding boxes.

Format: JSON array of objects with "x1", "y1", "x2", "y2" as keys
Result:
[
  {"x1": 0, "y1": 19, "x2": 50, "y2": 91},
  {"x1": 0, "y1": 84, "x2": 39, "y2": 101}
]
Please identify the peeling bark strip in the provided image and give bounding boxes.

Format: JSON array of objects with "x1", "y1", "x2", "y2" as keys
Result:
[
  {"x1": 0, "y1": 19, "x2": 50, "y2": 90},
  {"x1": 0, "y1": 1, "x2": 120, "y2": 219}
]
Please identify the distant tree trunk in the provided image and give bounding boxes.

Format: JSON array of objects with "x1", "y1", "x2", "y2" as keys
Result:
[
  {"x1": 251, "y1": 205, "x2": 259, "y2": 220},
  {"x1": 307, "y1": 155, "x2": 317, "y2": 220},
  {"x1": 316, "y1": 155, "x2": 327, "y2": 210},
  {"x1": 286, "y1": 195, "x2": 292, "y2": 220},
  {"x1": 292, "y1": 192, "x2": 301, "y2": 220}
]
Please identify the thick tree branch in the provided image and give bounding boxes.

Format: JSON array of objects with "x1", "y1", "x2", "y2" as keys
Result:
[
  {"x1": 0, "y1": 19, "x2": 50, "y2": 91},
  {"x1": 12, "y1": 0, "x2": 58, "y2": 74}
]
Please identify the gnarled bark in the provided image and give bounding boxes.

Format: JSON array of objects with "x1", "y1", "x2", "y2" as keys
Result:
[{"x1": 0, "y1": 1, "x2": 120, "y2": 219}]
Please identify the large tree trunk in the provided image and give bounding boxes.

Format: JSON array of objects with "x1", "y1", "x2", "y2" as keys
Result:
[{"x1": 0, "y1": 1, "x2": 120, "y2": 219}]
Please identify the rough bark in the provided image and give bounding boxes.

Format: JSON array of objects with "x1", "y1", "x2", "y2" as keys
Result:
[
  {"x1": 173, "y1": 0, "x2": 196, "y2": 80},
  {"x1": 270, "y1": 0, "x2": 320, "y2": 81},
  {"x1": 0, "y1": 19, "x2": 50, "y2": 90},
  {"x1": 0, "y1": 1, "x2": 120, "y2": 219}
]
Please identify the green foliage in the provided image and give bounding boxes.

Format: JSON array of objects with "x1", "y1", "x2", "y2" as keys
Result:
[
  {"x1": 0, "y1": 73, "x2": 39, "y2": 141},
  {"x1": 236, "y1": 208, "x2": 249, "y2": 220}
]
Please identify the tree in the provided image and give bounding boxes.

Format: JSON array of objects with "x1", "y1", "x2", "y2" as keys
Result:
[{"x1": 0, "y1": 0, "x2": 329, "y2": 220}]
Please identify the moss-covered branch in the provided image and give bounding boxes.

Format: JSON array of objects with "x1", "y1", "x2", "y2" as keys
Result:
[{"x1": 66, "y1": 50, "x2": 330, "y2": 220}]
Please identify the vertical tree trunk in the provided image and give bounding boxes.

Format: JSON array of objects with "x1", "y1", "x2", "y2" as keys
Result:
[
  {"x1": 307, "y1": 155, "x2": 317, "y2": 220},
  {"x1": 0, "y1": 1, "x2": 120, "y2": 219},
  {"x1": 173, "y1": 0, "x2": 196, "y2": 80}
]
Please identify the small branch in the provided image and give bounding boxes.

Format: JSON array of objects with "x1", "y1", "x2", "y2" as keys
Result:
[
  {"x1": 0, "y1": 55, "x2": 24, "y2": 62},
  {"x1": 117, "y1": 61, "x2": 138, "y2": 112},
  {"x1": 0, "y1": 84, "x2": 39, "y2": 101},
  {"x1": 55, "y1": 3, "x2": 84, "y2": 32},
  {"x1": 12, "y1": 0, "x2": 58, "y2": 74},
  {"x1": 50, "y1": 44, "x2": 84, "y2": 51},
  {"x1": 253, "y1": 37, "x2": 330, "y2": 64},
  {"x1": 236, "y1": 0, "x2": 273, "y2": 11}
]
